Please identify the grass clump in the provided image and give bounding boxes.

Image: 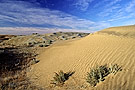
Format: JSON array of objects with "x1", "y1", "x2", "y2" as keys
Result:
[
  {"x1": 86, "y1": 64, "x2": 122, "y2": 87},
  {"x1": 51, "y1": 70, "x2": 75, "y2": 86},
  {"x1": 109, "y1": 64, "x2": 122, "y2": 74}
]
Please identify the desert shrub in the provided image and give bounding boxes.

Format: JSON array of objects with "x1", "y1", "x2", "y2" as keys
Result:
[
  {"x1": 43, "y1": 41, "x2": 46, "y2": 43},
  {"x1": 109, "y1": 64, "x2": 122, "y2": 74},
  {"x1": 86, "y1": 65, "x2": 109, "y2": 87},
  {"x1": 53, "y1": 33, "x2": 57, "y2": 35},
  {"x1": 51, "y1": 70, "x2": 75, "y2": 86},
  {"x1": 86, "y1": 64, "x2": 122, "y2": 87},
  {"x1": 39, "y1": 44, "x2": 44, "y2": 47},
  {"x1": 44, "y1": 44, "x2": 50, "y2": 47},
  {"x1": 48, "y1": 40, "x2": 53, "y2": 44}
]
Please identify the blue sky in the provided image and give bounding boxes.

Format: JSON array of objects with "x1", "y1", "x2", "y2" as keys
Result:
[{"x1": 0, "y1": 0, "x2": 135, "y2": 31}]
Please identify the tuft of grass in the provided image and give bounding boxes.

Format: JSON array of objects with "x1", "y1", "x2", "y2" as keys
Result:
[
  {"x1": 51, "y1": 70, "x2": 75, "y2": 86},
  {"x1": 109, "y1": 64, "x2": 122, "y2": 74},
  {"x1": 86, "y1": 64, "x2": 122, "y2": 87}
]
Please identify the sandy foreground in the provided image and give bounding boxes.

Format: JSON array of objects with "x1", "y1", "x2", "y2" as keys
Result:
[{"x1": 28, "y1": 25, "x2": 135, "y2": 90}]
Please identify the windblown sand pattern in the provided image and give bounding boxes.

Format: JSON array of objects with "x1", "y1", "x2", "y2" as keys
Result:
[{"x1": 28, "y1": 25, "x2": 135, "y2": 90}]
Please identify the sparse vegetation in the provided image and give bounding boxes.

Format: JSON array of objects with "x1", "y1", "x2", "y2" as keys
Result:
[
  {"x1": 109, "y1": 64, "x2": 122, "y2": 74},
  {"x1": 0, "y1": 32, "x2": 89, "y2": 48},
  {"x1": 51, "y1": 70, "x2": 75, "y2": 86},
  {"x1": 86, "y1": 64, "x2": 122, "y2": 87},
  {"x1": 0, "y1": 48, "x2": 41, "y2": 90}
]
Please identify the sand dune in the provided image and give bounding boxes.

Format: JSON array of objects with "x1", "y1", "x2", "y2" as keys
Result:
[
  {"x1": 28, "y1": 25, "x2": 135, "y2": 90},
  {"x1": 97, "y1": 25, "x2": 135, "y2": 38}
]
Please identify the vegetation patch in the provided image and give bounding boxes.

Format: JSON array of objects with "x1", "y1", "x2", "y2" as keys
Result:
[
  {"x1": 0, "y1": 48, "x2": 41, "y2": 90},
  {"x1": 51, "y1": 70, "x2": 75, "y2": 86},
  {"x1": 109, "y1": 64, "x2": 122, "y2": 74},
  {"x1": 86, "y1": 64, "x2": 122, "y2": 87}
]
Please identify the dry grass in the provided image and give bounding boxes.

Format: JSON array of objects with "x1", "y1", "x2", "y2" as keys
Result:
[{"x1": 0, "y1": 47, "x2": 42, "y2": 90}]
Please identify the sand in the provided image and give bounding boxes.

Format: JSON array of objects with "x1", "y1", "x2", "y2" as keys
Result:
[{"x1": 28, "y1": 25, "x2": 135, "y2": 90}]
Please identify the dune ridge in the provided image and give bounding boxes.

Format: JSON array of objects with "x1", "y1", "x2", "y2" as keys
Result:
[
  {"x1": 97, "y1": 25, "x2": 135, "y2": 38},
  {"x1": 28, "y1": 26, "x2": 135, "y2": 90}
]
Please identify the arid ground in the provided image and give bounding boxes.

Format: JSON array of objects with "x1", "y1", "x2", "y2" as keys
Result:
[
  {"x1": 28, "y1": 25, "x2": 135, "y2": 90},
  {"x1": 1, "y1": 25, "x2": 135, "y2": 90}
]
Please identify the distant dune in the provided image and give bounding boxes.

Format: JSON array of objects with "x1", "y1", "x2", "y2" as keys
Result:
[{"x1": 28, "y1": 25, "x2": 135, "y2": 90}]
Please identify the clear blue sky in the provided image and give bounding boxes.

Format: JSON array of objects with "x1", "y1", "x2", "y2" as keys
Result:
[{"x1": 0, "y1": 0, "x2": 135, "y2": 31}]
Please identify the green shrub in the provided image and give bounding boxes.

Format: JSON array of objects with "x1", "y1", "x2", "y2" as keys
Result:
[
  {"x1": 86, "y1": 64, "x2": 122, "y2": 87},
  {"x1": 86, "y1": 65, "x2": 109, "y2": 87},
  {"x1": 51, "y1": 70, "x2": 75, "y2": 86}
]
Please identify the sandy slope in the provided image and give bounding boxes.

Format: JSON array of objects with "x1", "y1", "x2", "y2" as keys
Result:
[{"x1": 28, "y1": 25, "x2": 135, "y2": 90}]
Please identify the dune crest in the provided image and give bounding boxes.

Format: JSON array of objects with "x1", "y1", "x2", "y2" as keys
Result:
[
  {"x1": 97, "y1": 25, "x2": 135, "y2": 38},
  {"x1": 28, "y1": 26, "x2": 135, "y2": 90}
]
